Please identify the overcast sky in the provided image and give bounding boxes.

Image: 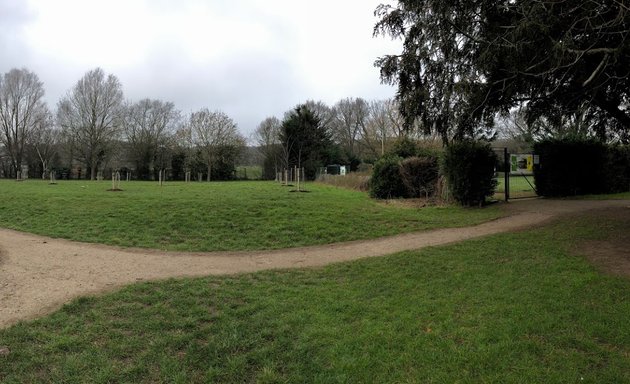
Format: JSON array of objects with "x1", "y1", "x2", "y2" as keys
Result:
[{"x1": 0, "y1": 0, "x2": 400, "y2": 138}]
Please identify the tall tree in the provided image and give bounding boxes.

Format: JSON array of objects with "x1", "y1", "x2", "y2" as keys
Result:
[
  {"x1": 374, "y1": 0, "x2": 630, "y2": 143},
  {"x1": 478, "y1": 0, "x2": 630, "y2": 140},
  {"x1": 362, "y1": 99, "x2": 396, "y2": 158},
  {"x1": 331, "y1": 97, "x2": 369, "y2": 159},
  {"x1": 122, "y1": 99, "x2": 179, "y2": 180},
  {"x1": 29, "y1": 113, "x2": 59, "y2": 179},
  {"x1": 253, "y1": 116, "x2": 282, "y2": 180},
  {"x1": 374, "y1": 0, "x2": 480, "y2": 145},
  {"x1": 57, "y1": 68, "x2": 124, "y2": 180},
  {"x1": 280, "y1": 105, "x2": 332, "y2": 180},
  {"x1": 0, "y1": 68, "x2": 50, "y2": 177},
  {"x1": 304, "y1": 100, "x2": 336, "y2": 132},
  {"x1": 188, "y1": 109, "x2": 244, "y2": 181}
]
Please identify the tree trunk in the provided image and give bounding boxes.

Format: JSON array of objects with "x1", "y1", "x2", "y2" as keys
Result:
[{"x1": 41, "y1": 160, "x2": 47, "y2": 180}]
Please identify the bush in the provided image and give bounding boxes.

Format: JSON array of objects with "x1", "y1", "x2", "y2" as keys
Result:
[
  {"x1": 400, "y1": 156, "x2": 440, "y2": 198},
  {"x1": 389, "y1": 137, "x2": 419, "y2": 158},
  {"x1": 442, "y1": 141, "x2": 498, "y2": 206},
  {"x1": 533, "y1": 139, "x2": 608, "y2": 196},
  {"x1": 369, "y1": 155, "x2": 407, "y2": 199}
]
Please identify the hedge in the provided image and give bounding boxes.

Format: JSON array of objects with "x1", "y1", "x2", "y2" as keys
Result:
[
  {"x1": 442, "y1": 141, "x2": 498, "y2": 206},
  {"x1": 369, "y1": 155, "x2": 407, "y2": 199},
  {"x1": 533, "y1": 139, "x2": 630, "y2": 197}
]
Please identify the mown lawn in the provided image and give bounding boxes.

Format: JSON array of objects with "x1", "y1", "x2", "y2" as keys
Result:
[
  {"x1": 0, "y1": 180, "x2": 500, "y2": 251},
  {"x1": 495, "y1": 173, "x2": 537, "y2": 199},
  {"x1": 0, "y1": 210, "x2": 628, "y2": 383}
]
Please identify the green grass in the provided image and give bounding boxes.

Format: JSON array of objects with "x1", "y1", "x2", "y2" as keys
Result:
[
  {"x1": 235, "y1": 165, "x2": 263, "y2": 180},
  {"x1": 495, "y1": 173, "x2": 537, "y2": 198},
  {"x1": 0, "y1": 180, "x2": 500, "y2": 251},
  {"x1": 1, "y1": 210, "x2": 628, "y2": 383}
]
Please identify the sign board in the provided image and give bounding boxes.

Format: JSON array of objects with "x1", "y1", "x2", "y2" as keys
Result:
[{"x1": 510, "y1": 154, "x2": 533, "y2": 175}]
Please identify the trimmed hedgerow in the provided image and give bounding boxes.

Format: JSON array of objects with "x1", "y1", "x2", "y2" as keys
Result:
[
  {"x1": 533, "y1": 139, "x2": 609, "y2": 197},
  {"x1": 442, "y1": 141, "x2": 498, "y2": 206},
  {"x1": 605, "y1": 145, "x2": 630, "y2": 194}
]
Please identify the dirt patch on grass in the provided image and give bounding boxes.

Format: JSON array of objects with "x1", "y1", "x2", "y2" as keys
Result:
[{"x1": 574, "y1": 208, "x2": 630, "y2": 278}]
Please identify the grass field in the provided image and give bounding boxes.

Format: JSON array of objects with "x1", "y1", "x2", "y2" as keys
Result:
[
  {"x1": 0, "y1": 180, "x2": 501, "y2": 251},
  {"x1": 495, "y1": 173, "x2": 537, "y2": 199},
  {"x1": 235, "y1": 165, "x2": 263, "y2": 180},
  {"x1": 1, "y1": 210, "x2": 628, "y2": 383}
]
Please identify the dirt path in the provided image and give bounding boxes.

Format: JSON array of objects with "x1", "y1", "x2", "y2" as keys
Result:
[{"x1": 1, "y1": 198, "x2": 628, "y2": 328}]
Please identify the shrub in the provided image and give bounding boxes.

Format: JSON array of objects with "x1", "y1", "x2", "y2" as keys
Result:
[
  {"x1": 533, "y1": 139, "x2": 608, "y2": 197},
  {"x1": 399, "y1": 156, "x2": 439, "y2": 198},
  {"x1": 389, "y1": 137, "x2": 419, "y2": 158},
  {"x1": 442, "y1": 141, "x2": 498, "y2": 206},
  {"x1": 369, "y1": 155, "x2": 407, "y2": 199}
]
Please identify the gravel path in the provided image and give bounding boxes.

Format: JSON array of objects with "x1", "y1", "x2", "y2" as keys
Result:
[{"x1": 1, "y1": 198, "x2": 628, "y2": 328}]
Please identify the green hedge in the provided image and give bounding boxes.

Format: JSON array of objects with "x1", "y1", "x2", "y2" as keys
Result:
[
  {"x1": 369, "y1": 155, "x2": 408, "y2": 199},
  {"x1": 533, "y1": 139, "x2": 630, "y2": 197},
  {"x1": 606, "y1": 146, "x2": 630, "y2": 193},
  {"x1": 369, "y1": 155, "x2": 440, "y2": 199},
  {"x1": 442, "y1": 141, "x2": 497, "y2": 206}
]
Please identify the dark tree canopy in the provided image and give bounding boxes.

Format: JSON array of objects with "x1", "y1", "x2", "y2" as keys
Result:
[
  {"x1": 375, "y1": 0, "x2": 630, "y2": 144},
  {"x1": 280, "y1": 105, "x2": 332, "y2": 180}
]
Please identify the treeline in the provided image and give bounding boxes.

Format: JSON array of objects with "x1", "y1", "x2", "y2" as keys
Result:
[
  {"x1": 0, "y1": 67, "x2": 412, "y2": 181},
  {"x1": 0, "y1": 67, "x2": 248, "y2": 181},
  {"x1": 252, "y1": 98, "x2": 419, "y2": 180}
]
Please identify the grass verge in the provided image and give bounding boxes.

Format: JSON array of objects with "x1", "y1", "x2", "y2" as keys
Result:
[
  {"x1": 0, "y1": 180, "x2": 500, "y2": 251},
  {"x1": 0, "y1": 210, "x2": 628, "y2": 383}
]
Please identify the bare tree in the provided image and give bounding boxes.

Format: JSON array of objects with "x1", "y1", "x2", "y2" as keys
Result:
[
  {"x1": 173, "y1": 124, "x2": 194, "y2": 179},
  {"x1": 362, "y1": 99, "x2": 389, "y2": 158},
  {"x1": 356, "y1": 98, "x2": 407, "y2": 159},
  {"x1": 122, "y1": 99, "x2": 179, "y2": 179},
  {"x1": 30, "y1": 112, "x2": 58, "y2": 179},
  {"x1": 497, "y1": 101, "x2": 601, "y2": 146},
  {"x1": 0, "y1": 68, "x2": 50, "y2": 178},
  {"x1": 57, "y1": 68, "x2": 124, "y2": 180},
  {"x1": 188, "y1": 109, "x2": 244, "y2": 181},
  {"x1": 253, "y1": 116, "x2": 281, "y2": 179},
  {"x1": 331, "y1": 97, "x2": 368, "y2": 158},
  {"x1": 304, "y1": 100, "x2": 335, "y2": 132}
]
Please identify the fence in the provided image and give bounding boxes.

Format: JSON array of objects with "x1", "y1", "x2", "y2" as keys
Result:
[{"x1": 493, "y1": 148, "x2": 538, "y2": 201}]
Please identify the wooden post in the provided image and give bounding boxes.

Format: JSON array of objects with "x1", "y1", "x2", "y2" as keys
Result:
[{"x1": 296, "y1": 165, "x2": 300, "y2": 191}]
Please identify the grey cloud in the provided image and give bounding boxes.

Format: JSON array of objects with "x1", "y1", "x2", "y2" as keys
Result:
[{"x1": 117, "y1": 50, "x2": 306, "y2": 136}]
